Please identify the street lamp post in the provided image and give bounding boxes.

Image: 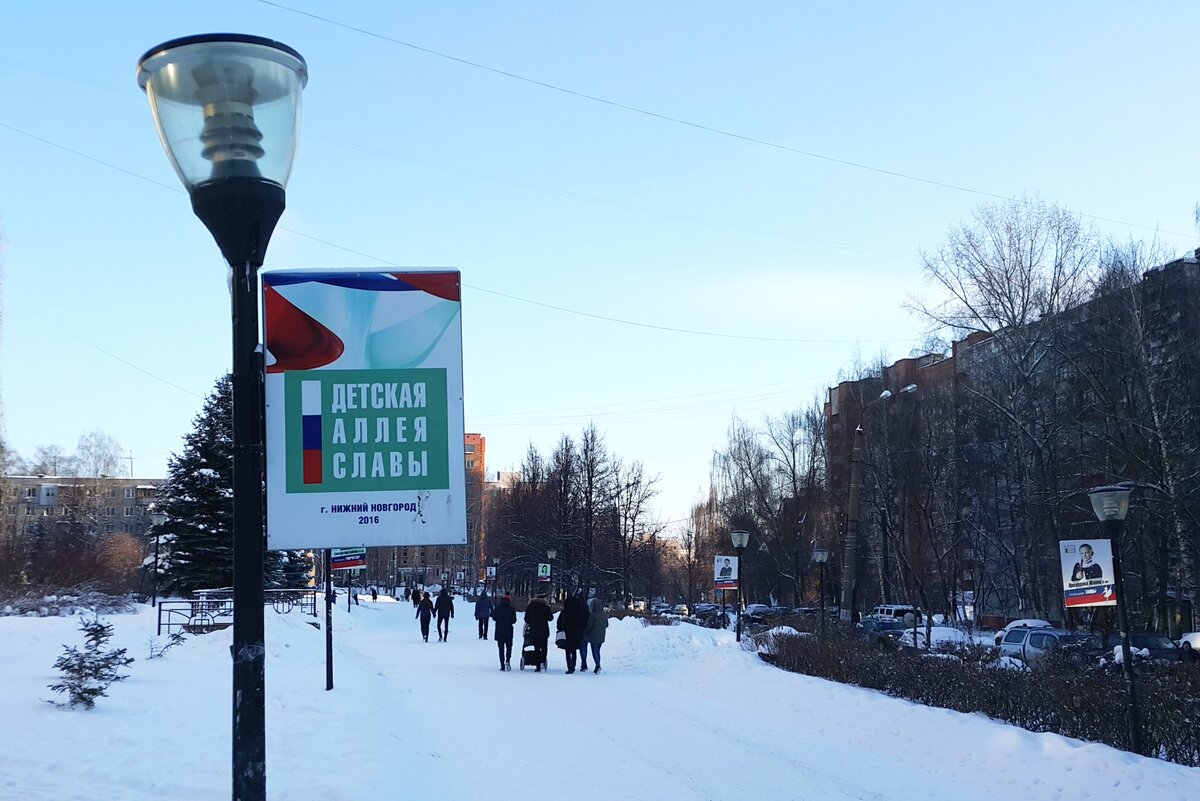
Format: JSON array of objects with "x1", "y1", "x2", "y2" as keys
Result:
[
  {"x1": 838, "y1": 384, "x2": 916, "y2": 624},
  {"x1": 547, "y1": 549, "x2": 557, "y2": 601},
  {"x1": 1088, "y1": 485, "x2": 1142, "y2": 755},
  {"x1": 731, "y1": 530, "x2": 749, "y2": 642},
  {"x1": 138, "y1": 34, "x2": 307, "y2": 801},
  {"x1": 149, "y1": 508, "x2": 167, "y2": 608},
  {"x1": 492, "y1": 556, "x2": 501, "y2": 594},
  {"x1": 812, "y1": 547, "x2": 829, "y2": 640}
]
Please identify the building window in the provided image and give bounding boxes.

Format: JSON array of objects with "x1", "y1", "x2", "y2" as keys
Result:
[
  {"x1": 465, "y1": 444, "x2": 476, "y2": 454},
  {"x1": 107, "y1": 487, "x2": 119, "y2": 497},
  {"x1": 25, "y1": 506, "x2": 35, "y2": 516},
  {"x1": 124, "y1": 487, "x2": 136, "y2": 499},
  {"x1": 104, "y1": 506, "x2": 117, "y2": 517},
  {"x1": 25, "y1": 487, "x2": 36, "y2": 499},
  {"x1": 124, "y1": 506, "x2": 135, "y2": 517}
]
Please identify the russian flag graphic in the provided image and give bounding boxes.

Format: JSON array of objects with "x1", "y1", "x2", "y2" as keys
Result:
[{"x1": 301, "y1": 380, "x2": 323, "y2": 484}]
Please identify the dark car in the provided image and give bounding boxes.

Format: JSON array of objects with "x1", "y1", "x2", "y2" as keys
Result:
[
  {"x1": 744, "y1": 604, "x2": 772, "y2": 623},
  {"x1": 857, "y1": 618, "x2": 906, "y2": 647},
  {"x1": 1087, "y1": 632, "x2": 1183, "y2": 662}
]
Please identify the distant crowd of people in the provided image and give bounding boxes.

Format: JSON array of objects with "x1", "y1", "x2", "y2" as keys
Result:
[{"x1": 400, "y1": 586, "x2": 608, "y2": 673}]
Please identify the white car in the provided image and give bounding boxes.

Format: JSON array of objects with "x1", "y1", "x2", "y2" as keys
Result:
[
  {"x1": 993, "y1": 618, "x2": 1052, "y2": 647},
  {"x1": 898, "y1": 625, "x2": 969, "y2": 650}
]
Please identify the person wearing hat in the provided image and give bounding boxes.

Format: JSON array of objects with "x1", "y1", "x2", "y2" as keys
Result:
[
  {"x1": 434, "y1": 587, "x2": 455, "y2": 642},
  {"x1": 475, "y1": 590, "x2": 495, "y2": 640},
  {"x1": 524, "y1": 592, "x2": 554, "y2": 672},
  {"x1": 581, "y1": 597, "x2": 608, "y2": 673},
  {"x1": 491, "y1": 592, "x2": 517, "y2": 670}
]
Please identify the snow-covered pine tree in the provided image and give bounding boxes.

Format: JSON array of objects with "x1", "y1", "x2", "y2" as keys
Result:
[
  {"x1": 47, "y1": 615, "x2": 134, "y2": 709},
  {"x1": 158, "y1": 375, "x2": 236, "y2": 594},
  {"x1": 156, "y1": 374, "x2": 308, "y2": 595}
]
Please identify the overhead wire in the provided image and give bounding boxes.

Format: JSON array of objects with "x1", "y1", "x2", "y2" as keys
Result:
[{"x1": 257, "y1": 0, "x2": 1193, "y2": 239}]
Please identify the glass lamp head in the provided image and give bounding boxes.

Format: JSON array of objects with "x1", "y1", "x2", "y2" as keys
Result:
[
  {"x1": 1088, "y1": 485, "x2": 1130, "y2": 522},
  {"x1": 730, "y1": 529, "x2": 749, "y2": 549},
  {"x1": 138, "y1": 34, "x2": 307, "y2": 191}
]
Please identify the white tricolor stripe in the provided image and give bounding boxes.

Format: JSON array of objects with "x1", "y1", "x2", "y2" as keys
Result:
[{"x1": 301, "y1": 380, "x2": 322, "y2": 415}]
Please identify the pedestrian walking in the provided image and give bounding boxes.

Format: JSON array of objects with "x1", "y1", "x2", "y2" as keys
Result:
[
  {"x1": 556, "y1": 594, "x2": 589, "y2": 674},
  {"x1": 581, "y1": 598, "x2": 608, "y2": 673},
  {"x1": 523, "y1": 592, "x2": 554, "y2": 672},
  {"x1": 370, "y1": 587, "x2": 378, "y2": 602},
  {"x1": 434, "y1": 587, "x2": 455, "y2": 642},
  {"x1": 415, "y1": 591, "x2": 434, "y2": 642},
  {"x1": 411, "y1": 588, "x2": 421, "y2": 609},
  {"x1": 475, "y1": 591, "x2": 494, "y2": 639},
  {"x1": 491, "y1": 592, "x2": 517, "y2": 670}
]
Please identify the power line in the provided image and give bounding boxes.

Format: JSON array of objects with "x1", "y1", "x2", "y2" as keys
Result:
[
  {"x1": 256, "y1": 0, "x2": 1193, "y2": 239},
  {"x1": 0, "y1": 120, "x2": 897, "y2": 345}
]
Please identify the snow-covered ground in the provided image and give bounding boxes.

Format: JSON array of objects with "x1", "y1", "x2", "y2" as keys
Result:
[{"x1": 3, "y1": 600, "x2": 1196, "y2": 801}]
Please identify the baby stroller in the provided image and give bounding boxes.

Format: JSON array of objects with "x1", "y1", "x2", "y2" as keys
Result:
[{"x1": 518, "y1": 623, "x2": 548, "y2": 672}]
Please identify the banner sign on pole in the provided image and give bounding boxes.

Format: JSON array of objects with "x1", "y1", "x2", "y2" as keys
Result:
[
  {"x1": 714, "y1": 555, "x2": 739, "y2": 590},
  {"x1": 262, "y1": 269, "x2": 467, "y2": 550},
  {"x1": 486, "y1": 566, "x2": 496, "y2": 578},
  {"x1": 330, "y1": 547, "x2": 367, "y2": 571},
  {"x1": 537, "y1": 563, "x2": 551, "y2": 582},
  {"x1": 1060, "y1": 539, "x2": 1117, "y2": 608}
]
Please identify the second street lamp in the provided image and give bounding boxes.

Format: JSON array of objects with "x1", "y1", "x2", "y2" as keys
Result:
[
  {"x1": 812, "y1": 547, "x2": 829, "y2": 640},
  {"x1": 731, "y1": 530, "x2": 749, "y2": 642},
  {"x1": 1088, "y1": 484, "x2": 1142, "y2": 755},
  {"x1": 138, "y1": 33, "x2": 307, "y2": 801},
  {"x1": 148, "y1": 507, "x2": 167, "y2": 609}
]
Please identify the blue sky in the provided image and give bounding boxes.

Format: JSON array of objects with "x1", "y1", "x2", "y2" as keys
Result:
[{"x1": 2, "y1": 2, "x2": 1198, "y2": 528}]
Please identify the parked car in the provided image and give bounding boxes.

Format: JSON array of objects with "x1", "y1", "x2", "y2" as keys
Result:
[
  {"x1": 864, "y1": 604, "x2": 918, "y2": 624},
  {"x1": 897, "y1": 625, "x2": 970, "y2": 650},
  {"x1": 1086, "y1": 632, "x2": 1183, "y2": 662},
  {"x1": 744, "y1": 604, "x2": 772, "y2": 622},
  {"x1": 857, "y1": 618, "x2": 906, "y2": 647},
  {"x1": 998, "y1": 627, "x2": 1088, "y2": 666},
  {"x1": 993, "y1": 618, "x2": 1053, "y2": 647},
  {"x1": 671, "y1": 604, "x2": 690, "y2": 616},
  {"x1": 792, "y1": 607, "x2": 818, "y2": 616}
]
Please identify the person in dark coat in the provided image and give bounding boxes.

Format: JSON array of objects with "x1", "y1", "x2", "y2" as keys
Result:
[
  {"x1": 415, "y1": 591, "x2": 434, "y2": 642},
  {"x1": 434, "y1": 588, "x2": 455, "y2": 642},
  {"x1": 411, "y1": 588, "x2": 421, "y2": 609},
  {"x1": 370, "y1": 587, "x2": 378, "y2": 602},
  {"x1": 581, "y1": 598, "x2": 608, "y2": 673},
  {"x1": 475, "y1": 592, "x2": 495, "y2": 640},
  {"x1": 490, "y1": 593, "x2": 518, "y2": 670},
  {"x1": 556, "y1": 594, "x2": 590, "y2": 673},
  {"x1": 523, "y1": 593, "x2": 554, "y2": 672}
]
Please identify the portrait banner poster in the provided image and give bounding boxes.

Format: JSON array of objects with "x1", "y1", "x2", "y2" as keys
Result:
[
  {"x1": 714, "y1": 555, "x2": 738, "y2": 589},
  {"x1": 262, "y1": 269, "x2": 467, "y2": 550},
  {"x1": 1059, "y1": 539, "x2": 1117, "y2": 608}
]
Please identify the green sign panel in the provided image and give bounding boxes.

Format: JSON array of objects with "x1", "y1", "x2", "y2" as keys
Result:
[{"x1": 284, "y1": 368, "x2": 450, "y2": 493}]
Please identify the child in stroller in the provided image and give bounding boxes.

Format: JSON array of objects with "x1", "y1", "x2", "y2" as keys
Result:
[{"x1": 519, "y1": 622, "x2": 548, "y2": 671}]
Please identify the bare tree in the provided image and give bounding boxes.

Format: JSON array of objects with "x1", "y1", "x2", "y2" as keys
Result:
[{"x1": 910, "y1": 197, "x2": 1100, "y2": 620}]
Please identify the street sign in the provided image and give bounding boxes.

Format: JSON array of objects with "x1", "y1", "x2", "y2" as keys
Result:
[
  {"x1": 263, "y1": 269, "x2": 467, "y2": 550},
  {"x1": 486, "y1": 566, "x2": 496, "y2": 578},
  {"x1": 455, "y1": 571, "x2": 464, "y2": 581},
  {"x1": 537, "y1": 563, "x2": 551, "y2": 581},
  {"x1": 330, "y1": 547, "x2": 366, "y2": 571}
]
